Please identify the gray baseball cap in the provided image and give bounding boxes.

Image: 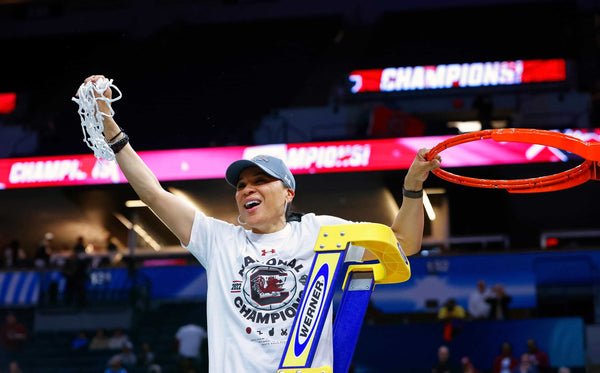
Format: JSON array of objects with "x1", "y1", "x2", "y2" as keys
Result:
[{"x1": 226, "y1": 154, "x2": 296, "y2": 191}]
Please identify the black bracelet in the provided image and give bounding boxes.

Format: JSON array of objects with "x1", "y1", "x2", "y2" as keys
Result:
[
  {"x1": 402, "y1": 187, "x2": 423, "y2": 199},
  {"x1": 107, "y1": 127, "x2": 124, "y2": 143},
  {"x1": 109, "y1": 133, "x2": 129, "y2": 154}
]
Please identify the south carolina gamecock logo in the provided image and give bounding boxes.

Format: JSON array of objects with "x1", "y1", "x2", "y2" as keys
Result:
[{"x1": 243, "y1": 264, "x2": 297, "y2": 311}]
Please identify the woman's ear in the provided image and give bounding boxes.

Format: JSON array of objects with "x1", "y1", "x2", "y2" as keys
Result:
[{"x1": 286, "y1": 188, "x2": 295, "y2": 203}]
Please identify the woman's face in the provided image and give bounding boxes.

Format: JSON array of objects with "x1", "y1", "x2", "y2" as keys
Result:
[{"x1": 235, "y1": 167, "x2": 294, "y2": 234}]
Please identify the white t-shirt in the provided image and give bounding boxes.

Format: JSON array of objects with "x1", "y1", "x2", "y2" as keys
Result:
[
  {"x1": 176, "y1": 324, "x2": 207, "y2": 358},
  {"x1": 107, "y1": 335, "x2": 130, "y2": 350},
  {"x1": 184, "y1": 211, "x2": 363, "y2": 373},
  {"x1": 468, "y1": 289, "x2": 492, "y2": 318},
  {"x1": 500, "y1": 357, "x2": 513, "y2": 373}
]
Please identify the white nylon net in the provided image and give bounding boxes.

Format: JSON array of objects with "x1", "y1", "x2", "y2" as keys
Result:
[{"x1": 72, "y1": 78, "x2": 122, "y2": 161}]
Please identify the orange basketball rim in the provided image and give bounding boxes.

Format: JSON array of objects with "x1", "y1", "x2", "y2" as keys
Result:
[{"x1": 426, "y1": 129, "x2": 600, "y2": 193}]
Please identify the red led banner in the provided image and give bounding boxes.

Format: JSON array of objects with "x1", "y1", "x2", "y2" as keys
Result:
[
  {"x1": 0, "y1": 128, "x2": 597, "y2": 190},
  {"x1": 349, "y1": 59, "x2": 567, "y2": 93}
]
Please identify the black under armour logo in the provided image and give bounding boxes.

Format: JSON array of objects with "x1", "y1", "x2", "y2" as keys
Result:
[{"x1": 281, "y1": 329, "x2": 288, "y2": 336}]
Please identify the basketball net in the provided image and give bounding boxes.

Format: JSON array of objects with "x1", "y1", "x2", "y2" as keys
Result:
[{"x1": 72, "y1": 78, "x2": 122, "y2": 161}]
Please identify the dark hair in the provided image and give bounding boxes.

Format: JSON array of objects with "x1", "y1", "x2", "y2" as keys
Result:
[
  {"x1": 446, "y1": 299, "x2": 456, "y2": 310},
  {"x1": 285, "y1": 203, "x2": 304, "y2": 222}
]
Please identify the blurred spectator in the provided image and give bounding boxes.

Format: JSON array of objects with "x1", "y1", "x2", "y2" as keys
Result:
[
  {"x1": 8, "y1": 361, "x2": 22, "y2": 373},
  {"x1": 175, "y1": 323, "x2": 207, "y2": 373},
  {"x1": 513, "y1": 353, "x2": 538, "y2": 373},
  {"x1": 137, "y1": 342, "x2": 157, "y2": 371},
  {"x1": 438, "y1": 298, "x2": 465, "y2": 341},
  {"x1": 71, "y1": 330, "x2": 89, "y2": 351},
  {"x1": 0, "y1": 313, "x2": 28, "y2": 353},
  {"x1": 105, "y1": 236, "x2": 119, "y2": 267},
  {"x1": 34, "y1": 232, "x2": 54, "y2": 268},
  {"x1": 62, "y1": 249, "x2": 89, "y2": 308},
  {"x1": 108, "y1": 328, "x2": 131, "y2": 350},
  {"x1": 108, "y1": 341, "x2": 137, "y2": 369},
  {"x1": 432, "y1": 345, "x2": 457, "y2": 373},
  {"x1": 438, "y1": 299, "x2": 466, "y2": 321},
  {"x1": 461, "y1": 356, "x2": 480, "y2": 373},
  {"x1": 468, "y1": 280, "x2": 491, "y2": 319},
  {"x1": 148, "y1": 365, "x2": 162, "y2": 373},
  {"x1": 73, "y1": 236, "x2": 86, "y2": 254},
  {"x1": 107, "y1": 238, "x2": 118, "y2": 253},
  {"x1": 104, "y1": 358, "x2": 128, "y2": 373},
  {"x1": 486, "y1": 284, "x2": 512, "y2": 320},
  {"x1": 527, "y1": 339, "x2": 550, "y2": 373},
  {"x1": 493, "y1": 342, "x2": 519, "y2": 373},
  {"x1": 90, "y1": 329, "x2": 110, "y2": 350},
  {"x1": 3, "y1": 240, "x2": 27, "y2": 268},
  {"x1": 558, "y1": 367, "x2": 570, "y2": 373}
]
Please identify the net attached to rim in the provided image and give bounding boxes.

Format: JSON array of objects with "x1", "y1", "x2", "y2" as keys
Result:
[
  {"x1": 72, "y1": 78, "x2": 122, "y2": 161},
  {"x1": 426, "y1": 129, "x2": 600, "y2": 193}
]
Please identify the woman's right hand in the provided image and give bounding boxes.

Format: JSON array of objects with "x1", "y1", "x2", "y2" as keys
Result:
[
  {"x1": 84, "y1": 75, "x2": 112, "y2": 112},
  {"x1": 80, "y1": 75, "x2": 121, "y2": 138}
]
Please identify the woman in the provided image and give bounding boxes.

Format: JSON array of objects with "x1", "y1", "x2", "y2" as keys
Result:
[
  {"x1": 494, "y1": 342, "x2": 519, "y2": 373},
  {"x1": 80, "y1": 75, "x2": 441, "y2": 372},
  {"x1": 513, "y1": 354, "x2": 538, "y2": 373}
]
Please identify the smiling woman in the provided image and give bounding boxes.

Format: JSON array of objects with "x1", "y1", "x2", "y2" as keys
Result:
[
  {"x1": 76, "y1": 74, "x2": 441, "y2": 373},
  {"x1": 227, "y1": 156, "x2": 295, "y2": 234}
]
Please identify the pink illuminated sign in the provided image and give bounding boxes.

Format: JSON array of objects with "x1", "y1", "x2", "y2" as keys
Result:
[
  {"x1": 349, "y1": 59, "x2": 567, "y2": 93},
  {"x1": 0, "y1": 93, "x2": 17, "y2": 114},
  {"x1": 0, "y1": 128, "x2": 598, "y2": 190}
]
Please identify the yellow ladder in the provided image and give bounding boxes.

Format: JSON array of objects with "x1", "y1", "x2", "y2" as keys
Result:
[{"x1": 278, "y1": 223, "x2": 412, "y2": 373}]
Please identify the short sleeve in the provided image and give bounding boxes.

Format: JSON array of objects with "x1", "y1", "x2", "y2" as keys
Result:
[{"x1": 182, "y1": 210, "x2": 240, "y2": 268}]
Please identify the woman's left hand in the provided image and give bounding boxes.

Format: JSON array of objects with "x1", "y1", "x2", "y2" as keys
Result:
[{"x1": 404, "y1": 148, "x2": 441, "y2": 190}]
